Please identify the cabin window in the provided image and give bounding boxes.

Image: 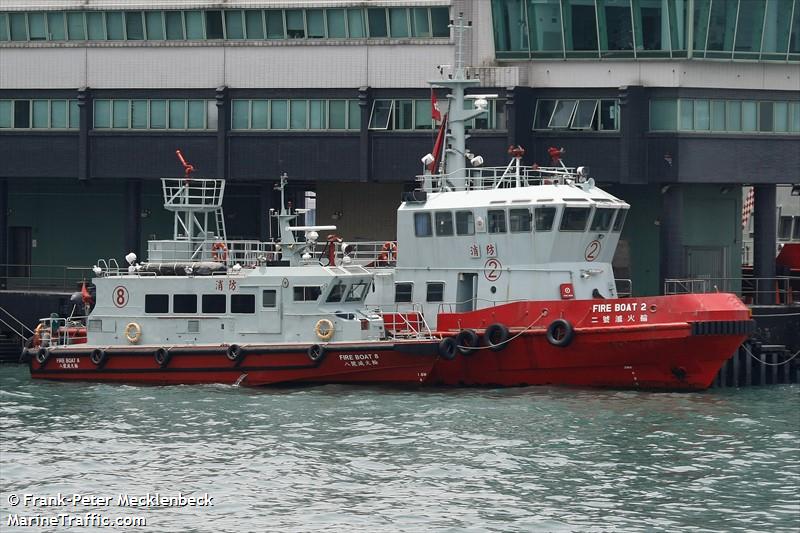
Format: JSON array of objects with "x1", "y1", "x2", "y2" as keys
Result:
[
  {"x1": 612, "y1": 209, "x2": 628, "y2": 232},
  {"x1": 345, "y1": 282, "x2": 369, "y2": 302},
  {"x1": 560, "y1": 207, "x2": 590, "y2": 231},
  {"x1": 231, "y1": 294, "x2": 255, "y2": 314},
  {"x1": 778, "y1": 216, "x2": 792, "y2": 240},
  {"x1": 326, "y1": 282, "x2": 346, "y2": 303},
  {"x1": 145, "y1": 294, "x2": 168, "y2": 314},
  {"x1": 263, "y1": 290, "x2": 277, "y2": 308},
  {"x1": 395, "y1": 282, "x2": 413, "y2": 303},
  {"x1": 426, "y1": 282, "x2": 444, "y2": 302},
  {"x1": 509, "y1": 208, "x2": 532, "y2": 232},
  {"x1": 414, "y1": 212, "x2": 432, "y2": 237},
  {"x1": 293, "y1": 286, "x2": 322, "y2": 302},
  {"x1": 487, "y1": 210, "x2": 507, "y2": 233},
  {"x1": 173, "y1": 294, "x2": 197, "y2": 313},
  {"x1": 202, "y1": 294, "x2": 226, "y2": 313},
  {"x1": 534, "y1": 207, "x2": 556, "y2": 231},
  {"x1": 435, "y1": 212, "x2": 454, "y2": 236},
  {"x1": 590, "y1": 208, "x2": 615, "y2": 232},
  {"x1": 456, "y1": 211, "x2": 474, "y2": 235}
]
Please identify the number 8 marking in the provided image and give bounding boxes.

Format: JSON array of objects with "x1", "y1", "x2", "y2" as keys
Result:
[{"x1": 113, "y1": 286, "x2": 129, "y2": 308}]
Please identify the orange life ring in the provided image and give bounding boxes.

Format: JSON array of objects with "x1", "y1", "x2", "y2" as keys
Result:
[
  {"x1": 211, "y1": 242, "x2": 228, "y2": 262},
  {"x1": 381, "y1": 241, "x2": 398, "y2": 262}
]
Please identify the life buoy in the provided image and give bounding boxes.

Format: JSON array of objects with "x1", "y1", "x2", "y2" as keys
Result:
[
  {"x1": 438, "y1": 337, "x2": 457, "y2": 360},
  {"x1": 35, "y1": 347, "x2": 50, "y2": 366},
  {"x1": 154, "y1": 347, "x2": 171, "y2": 368},
  {"x1": 546, "y1": 319, "x2": 574, "y2": 347},
  {"x1": 307, "y1": 344, "x2": 326, "y2": 362},
  {"x1": 455, "y1": 329, "x2": 479, "y2": 355},
  {"x1": 125, "y1": 322, "x2": 142, "y2": 344},
  {"x1": 32, "y1": 322, "x2": 44, "y2": 347},
  {"x1": 379, "y1": 241, "x2": 398, "y2": 263},
  {"x1": 90, "y1": 348, "x2": 107, "y2": 368},
  {"x1": 484, "y1": 323, "x2": 510, "y2": 351},
  {"x1": 211, "y1": 241, "x2": 228, "y2": 262},
  {"x1": 315, "y1": 319, "x2": 335, "y2": 341},
  {"x1": 226, "y1": 344, "x2": 244, "y2": 363}
]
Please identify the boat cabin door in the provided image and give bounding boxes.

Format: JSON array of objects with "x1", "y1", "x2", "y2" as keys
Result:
[
  {"x1": 456, "y1": 273, "x2": 477, "y2": 312},
  {"x1": 260, "y1": 287, "x2": 282, "y2": 333}
]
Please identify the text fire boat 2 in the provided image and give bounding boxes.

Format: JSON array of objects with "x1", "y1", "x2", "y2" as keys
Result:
[{"x1": 24, "y1": 156, "x2": 440, "y2": 386}]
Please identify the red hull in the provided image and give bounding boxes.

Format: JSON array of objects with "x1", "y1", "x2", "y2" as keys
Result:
[
  {"x1": 432, "y1": 293, "x2": 753, "y2": 390},
  {"x1": 27, "y1": 341, "x2": 439, "y2": 386}
]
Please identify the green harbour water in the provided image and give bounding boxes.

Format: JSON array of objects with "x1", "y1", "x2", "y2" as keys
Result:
[{"x1": 1, "y1": 364, "x2": 798, "y2": 532}]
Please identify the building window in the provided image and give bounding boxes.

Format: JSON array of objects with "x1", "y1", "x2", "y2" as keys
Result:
[
  {"x1": 262, "y1": 290, "x2": 277, "y2": 308},
  {"x1": 560, "y1": 207, "x2": 591, "y2": 231},
  {"x1": 395, "y1": 282, "x2": 413, "y2": 303},
  {"x1": 426, "y1": 282, "x2": 445, "y2": 303},
  {"x1": 145, "y1": 294, "x2": 169, "y2": 314},
  {"x1": 533, "y1": 99, "x2": 619, "y2": 131},
  {"x1": 231, "y1": 99, "x2": 359, "y2": 131},
  {"x1": 650, "y1": 98, "x2": 800, "y2": 134},
  {"x1": 455, "y1": 211, "x2": 475, "y2": 235},
  {"x1": 173, "y1": 294, "x2": 197, "y2": 313},
  {"x1": 93, "y1": 99, "x2": 215, "y2": 130},
  {"x1": 487, "y1": 210, "x2": 507, "y2": 233},
  {"x1": 0, "y1": 99, "x2": 78, "y2": 130},
  {"x1": 293, "y1": 286, "x2": 322, "y2": 302},
  {"x1": 435, "y1": 212, "x2": 454, "y2": 236},
  {"x1": 231, "y1": 294, "x2": 255, "y2": 313},
  {"x1": 778, "y1": 216, "x2": 793, "y2": 240},
  {"x1": 370, "y1": 99, "x2": 506, "y2": 131}
]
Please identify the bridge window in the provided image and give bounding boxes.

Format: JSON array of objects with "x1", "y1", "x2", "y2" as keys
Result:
[
  {"x1": 534, "y1": 207, "x2": 556, "y2": 231},
  {"x1": 435, "y1": 212, "x2": 454, "y2": 236},
  {"x1": 426, "y1": 282, "x2": 444, "y2": 303},
  {"x1": 395, "y1": 282, "x2": 413, "y2": 303},
  {"x1": 202, "y1": 294, "x2": 226, "y2": 313},
  {"x1": 456, "y1": 211, "x2": 475, "y2": 235},
  {"x1": 487, "y1": 210, "x2": 507, "y2": 233},
  {"x1": 173, "y1": 294, "x2": 197, "y2": 313},
  {"x1": 294, "y1": 286, "x2": 322, "y2": 302},
  {"x1": 231, "y1": 294, "x2": 255, "y2": 313},
  {"x1": 414, "y1": 212, "x2": 433, "y2": 237},
  {"x1": 590, "y1": 208, "x2": 615, "y2": 232},
  {"x1": 346, "y1": 282, "x2": 369, "y2": 302},
  {"x1": 612, "y1": 209, "x2": 628, "y2": 232},
  {"x1": 560, "y1": 207, "x2": 591, "y2": 231},
  {"x1": 326, "y1": 282, "x2": 346, "y2": 303},
  {"x1": 262, "y1": 289, "x2": 277, "y2": 308},
  {"x1": 145, "y1": 294, "x2": 169, "y2": 314},
  {"x1": 509, "y1": 208, "x2": 532, "y2": 232}
]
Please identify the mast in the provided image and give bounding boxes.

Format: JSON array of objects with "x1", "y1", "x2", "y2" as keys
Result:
[{"x1": 430, "y1": 14, "x2": 487, "y2": 190}]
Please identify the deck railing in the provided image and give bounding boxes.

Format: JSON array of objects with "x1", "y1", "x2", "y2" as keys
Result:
[
  {"x1": 664, "y1": 276, "x2": 799, "y2": 305},
  {"x1": 0, "y1": 264, "x2": 93, "y2": 291}
]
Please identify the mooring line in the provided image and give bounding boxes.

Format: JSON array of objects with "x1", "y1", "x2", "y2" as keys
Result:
[{"x1": 741, "y1": 344, "x2": 800, "y2": 367}]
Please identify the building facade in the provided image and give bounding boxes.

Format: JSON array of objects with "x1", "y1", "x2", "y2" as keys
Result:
[{"x1": 1, "y1": 0, "x2": 798, "y2": 295}]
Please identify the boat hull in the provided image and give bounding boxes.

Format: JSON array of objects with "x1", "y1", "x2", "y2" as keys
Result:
[
  {"x1": 25, "y1": 340, "x2": 439, "y2": 387},
  {"x1": 432, "y1": 293, "x2": 753, "y2": 390}
]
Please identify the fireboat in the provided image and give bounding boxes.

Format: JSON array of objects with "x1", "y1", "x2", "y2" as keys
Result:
[{"x1": 343, "y1": 17, "x2": 754, "y2": 390}]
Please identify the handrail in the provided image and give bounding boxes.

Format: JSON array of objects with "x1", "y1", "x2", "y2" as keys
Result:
[
  {"x1": 0, "y1": 263, "x2": 94, "y2": 291},
  {"x1": 664, "y1": 276, "x2": 799, "y2": 305},
  {"x1": 0, "y1": 305, "x2": 35, "y2": 338}
]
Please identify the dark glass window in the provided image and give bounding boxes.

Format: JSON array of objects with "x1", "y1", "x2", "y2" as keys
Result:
[
  {"x1": 293, "y1": 286, "x2": 321, "y2": 302},
  {"x1": 225, "y1": 11, "x2": 245, "y2": 39},
  {"x1": 125, "y1": 12, "x2": 144, "y2": 40},
  {"x1": 590, "y1": 208, "x2": 615, "y2": 231},
  {"x1": 306, "y1": 9, "x2": 325, "y2": 38},
  {"x1": 265, "y1": 10, "x2": 284, "y2": 39},
  {"x1": 231, "y1": 294, "x2": 255, "y2": 313},
  {"x1": 202, "y1": 294, "x2": 226, "y2": 313},
  {"x1": 395, "y1": 282, "x2": 413, "y2": 303},
  {"x1": 509, "y1": 208, "x2": 531, "y2": 232},
  {"x1": 165, "y1": 11, "x2": 184, "y2": 40},
  {"x1": 456, "y1": 211, "x2": 475, "y2": 235},
  {"x1": 488, "y1": 209, "x2": 507, "y2": 233},
  {"x1": 345, "y1": 282, "x2": 369, "y2": 302},
  {"x1": 426, "y1": 282, "x2": 444, "y2": 302},
  {"x1": 535, "y1": 207, "x2": 557, "y2": 231},
  {"x1": 793, "y1": 217, "x2": 800, "y2": 240},
  {"x1": 560, "y1": 207, "x2": 591, "y2": 231},
  {"x1": 612, "y1": 209, "x2": 628, "y2": 232},
  {"x1": 430, "y1": 7, "x2": 450, "y2": 37},
  {"x1": 244, "y1": 10, "x2": 264, "y2": 39},
  {"x1": 435, "y1": 212, "x2": 454, "y2": 236},
  {"x1": 326, "y1": 282, "x2": 346, "y2": 303},
  {"x1": 173, "y1": 294, "x2": 197, "y2": 313},
  {"x1": 778, "y1": 216, "x2": 793, "y2": 240},
  {"x1": 286, "y1": 10, "x2": 305, "y2": 38},
  {"x1": 263, "y1": 289, "x2": 277, "y2": 308},
  {"x1": 206, "y1": 11, "x2": 224, "y2": 39},
  {"x1": 367, "y1": 8, "x2": 388, "y2": 37},
  {"x1": 414, "y1": 212, "x2": 433, "y2": 237},
  {"x1": 13, "y1": 101, "x2": 30, "y2": 128},
  {"x1": 568, "y1": 2, "x2": 599, "y2": 52},
  {"x1": 145, "y1": 294, "x2": 169, "y2": 314}
]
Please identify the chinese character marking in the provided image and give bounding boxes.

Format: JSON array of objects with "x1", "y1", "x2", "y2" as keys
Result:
[
  {"x1": 486, "y1": 243, "x2": 496, "y2": 257},
  {"x1": 639, "y1": 314, "x2": 648, "y2": 322},
  {"x1": 469, "y1": 244, "x2": 480, "y2": 258},
  {"x1": 602, "y1": 315, "x2": 611, "y2": 324},
  {"x1": 627, "y1": 314, "x2": 636, "y2": 323},
  {"x1": 216, "y1": 280, "x2": 223, "y2": 291},
  {"x1": 228, "y1": 279, "x2": 237, "y2": 291},
  {"x1": 615, "y1": 315, "x2": 623, "y2": 324}
]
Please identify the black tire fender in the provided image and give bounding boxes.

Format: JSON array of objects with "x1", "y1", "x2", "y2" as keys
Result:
[
  {"x1": 455, "y1": 329, "x2": 479, "y2": 355},
  {"x1": 546, "y1": 319, "x2": 575, "y2": 348},
  {"x1": 438, "y1": 337, "x2": 457, "y2": 361},
  {"x1": 226, "y1": 344, "x2": 244, "y2": 364},
  {"x1": 36, "y1": 348, "x2": 50, "y2": 367},
  {"x1": 90, "y1": 348, "x2": 108, "y2": 368},
  {"x1": 154, "y1": 347, "x2": 171, "y2": 368},
  {"x1": 483, "y1": 323, "x2": 510, "y2": 352},
  {"x1": 308, "y1": 344, "x2": 326, "y2": 363}
]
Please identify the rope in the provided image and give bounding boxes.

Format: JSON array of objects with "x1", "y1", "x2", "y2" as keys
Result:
[
  {"x1": 455, "y1": 310, "x2": 548, "y2": 351},
  {"x1": 742, "y1": 343, "x2": 800, "y2": 367}
]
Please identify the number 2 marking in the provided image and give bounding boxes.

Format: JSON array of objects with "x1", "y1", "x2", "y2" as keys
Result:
[{"x1": 585, "y1": 240, "x2": 601, "y2": 262}]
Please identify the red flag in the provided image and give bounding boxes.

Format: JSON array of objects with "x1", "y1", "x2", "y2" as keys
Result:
[
  {"x1": 431, "y1": 89, "x2": 442, "y2": 122},
  {"x1": 429, "y1": 114, "x2": 448, "y2": 173},
  {"x1": 81, "y1": 281, "x2": 94, "y2": 307}
]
